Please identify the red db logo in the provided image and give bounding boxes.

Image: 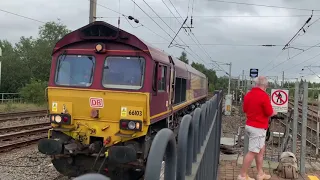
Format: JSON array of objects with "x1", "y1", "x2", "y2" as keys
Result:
[{"x1": 89, "y1": 97, "x2": 104, "y2": 108}]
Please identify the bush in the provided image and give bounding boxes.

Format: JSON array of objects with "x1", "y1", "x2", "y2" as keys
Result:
[{"x1": 19, "y1": 79, "x2": 48, "y2": 105}]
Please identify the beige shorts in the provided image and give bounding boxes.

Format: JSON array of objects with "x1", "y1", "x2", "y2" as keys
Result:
[{"x1": 245, "y1": 125, "x2": 267, "y2": 153}]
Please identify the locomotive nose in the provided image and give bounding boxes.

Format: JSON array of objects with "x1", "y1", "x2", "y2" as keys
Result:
[{"x1": 38, "y1": 138, "x2": 63, "y2": 155}]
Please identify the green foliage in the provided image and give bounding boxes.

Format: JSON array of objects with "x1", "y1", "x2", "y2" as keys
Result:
[
  {"x1": 19, "y1": 79, "x2": 48, "y2": 105},
  {"x1": 190, "y1": 62, "x2": 221, "y2": 92},
  {"x1": 0, "y1": 21, "x2": 70, "y2": 95},
  {"x1": 178, "y1": 51, "x2": 189, "y2": 64}
]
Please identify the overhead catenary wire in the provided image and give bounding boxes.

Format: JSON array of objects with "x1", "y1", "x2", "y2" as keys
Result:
[
  {"x1": 140, "y1": 0, "x2": 189, "y2": 48},
  {"x1": 97, "y1": 14, "x2": 320, "y2": 19},
  {"x1": 95, "y1": 0, "x2": 205, "y2": 67},
  {"x1": 161, "y1": 0, "x2": 227, "y2": 72},
  {"x1": 161, "y1": 0, "x2": 221, "y2": 70},
  {"x1": 0, "y1": 8, "x2": 45, "y2": 23},
  {"x1": 209, "y1": 0, "x2": 320, "y2": 12},
  {"x1": 267, "y1": 41, "x2": 320, "y2": 72},
  {"x1": 282, "y1": 52, "x2": 320, "y2": 72},
  {"x1": 282, "y1": 11, "x2": 313, "y2": 50}
]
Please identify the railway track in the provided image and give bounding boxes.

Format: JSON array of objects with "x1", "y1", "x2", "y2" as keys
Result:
[
  {"x1": 0, "y1": 110, "x2": 48, "y2": 122},
  {"x1": 0, "y1": 110, "x2": 50, "y2": 153},
  {"x1": 278, "y1": 101, "x2": 320, "y2": 154}
]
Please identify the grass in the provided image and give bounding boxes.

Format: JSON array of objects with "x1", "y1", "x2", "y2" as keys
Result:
[{"x1": 0, "y1": 102, "x2": 47, "y2": 113}]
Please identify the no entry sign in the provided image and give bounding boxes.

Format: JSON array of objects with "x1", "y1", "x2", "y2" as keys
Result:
[{"x1": 271, "y1": 89, "x2": 289, "y2": 113}]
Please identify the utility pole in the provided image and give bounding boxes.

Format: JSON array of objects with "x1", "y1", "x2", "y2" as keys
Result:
[
  {"x1": 282, "y1": 71, "x2": 284, "y2": 88},
  {"x1": 0, "y1": 47, "x2": 2, "y2": 88},
  {"x1": 228, "y1": 62, "x2": 232, "y2": 95},
  {"x1": 89, "y1": 0, "x2": 97, "y2": 23},
  {"x1": 242, "y1": 70, "x2": 244, "y2": 91}
]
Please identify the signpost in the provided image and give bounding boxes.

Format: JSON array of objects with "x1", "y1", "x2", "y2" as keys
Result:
[
  {"x1": 271, "y1": 89, "x2": 289, "y2": 113},
  {"x1": 249, "y1": 68, "x2": 258, "y2": 78}
]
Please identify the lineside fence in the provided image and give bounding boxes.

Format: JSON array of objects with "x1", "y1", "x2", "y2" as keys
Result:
[{"x1": 144, "y1": 90, "x2": 223, "y2": 180}]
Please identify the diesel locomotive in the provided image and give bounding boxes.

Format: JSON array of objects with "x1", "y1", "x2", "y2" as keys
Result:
[{"x1": 38, "y1": 21, "x2": 209, "y2": 179}]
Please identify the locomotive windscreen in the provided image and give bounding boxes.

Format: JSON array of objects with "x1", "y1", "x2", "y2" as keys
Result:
[
  {"x1": 55, "y1": 55, "x2": 95, "y2": 87},
  {"x1": 102, "y1": 56, "x2": 145, "y2": 90}
]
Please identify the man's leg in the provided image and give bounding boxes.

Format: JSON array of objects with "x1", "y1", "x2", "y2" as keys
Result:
[
  {"x1": 255, "y1": 129, "x2": 271, "y2": 180},
  {"x1": 255, "y1": 145, "x2": 265, "y2": 175},
  {"x1": 239, "y1": 151, "x2": 256, "y2": 177},
  {"x1": 238, "y1": 126, "x2": 257, "y2": 180}
]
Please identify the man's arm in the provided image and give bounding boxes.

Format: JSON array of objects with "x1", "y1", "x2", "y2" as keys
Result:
[{"x1": 262, "y1": 94, "x2": 277, "y2": 117}]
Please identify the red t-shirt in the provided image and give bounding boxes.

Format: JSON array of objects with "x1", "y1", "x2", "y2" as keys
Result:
[{"x1": 243, "y1": 87, "x2": 274, "y2": 129}]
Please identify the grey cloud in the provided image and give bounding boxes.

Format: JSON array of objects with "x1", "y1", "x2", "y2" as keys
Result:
[{"x1": 1, "y1": 0, "x2": 320, "y2": 82}]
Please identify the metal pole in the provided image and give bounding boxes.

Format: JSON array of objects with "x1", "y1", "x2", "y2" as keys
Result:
[
  {"x1": 292, "y1": 81, "x2": 299, "y2": 154},
  {"x1": 228, "y1": 63, "x2": 231, "y2": 95},
  {"x1": 0, "y1": 61, "x2": 2, "y2": 87},
  {"x1": 0, "y1": 47, "x2": 2, "y2": 88},
  {"x1": 317, "y1": 94, "x2": 320, "y2": 155},
  {"x1": 300, "y1": 81, "x2": 308, "y2": 174},
  {"x1": 89, "y1": 0, "x2": 97, "y2": 23},
  {"x1": 282, "y1": 71, "x2": 284, "y2": 88},
  {"x1": 242, "y1": 70, "x2": 244, "y2": 90}
]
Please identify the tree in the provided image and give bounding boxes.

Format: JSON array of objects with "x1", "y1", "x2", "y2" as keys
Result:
[
  {"x1": 178, "y1": 51, "x2": 189, "y2": 64},
  {"x1": 0, "y1": 21, "x2": 70, "y2": 94}
]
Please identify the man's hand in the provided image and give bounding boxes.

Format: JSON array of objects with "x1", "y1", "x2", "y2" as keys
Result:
[{"x1": 271, "y1": 109, "x2": 277, "y2": 116}]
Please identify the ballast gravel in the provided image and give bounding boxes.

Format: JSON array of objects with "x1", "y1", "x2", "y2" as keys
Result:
[
  {"x1": 0, "y1": 144, "x2": 64, "y2": 180},
  {"x1": 0, "y1": 117, "x2": 49, "y2": 128}
]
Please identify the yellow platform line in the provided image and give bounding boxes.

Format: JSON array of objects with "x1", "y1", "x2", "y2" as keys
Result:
[{"x1": 308, "y1": 175, "x2": 319, "y2": 180}]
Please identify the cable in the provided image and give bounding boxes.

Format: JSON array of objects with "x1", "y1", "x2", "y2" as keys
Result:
[
  {"x1": 209, "y1": 0, "x2": 320, "y2": 12},
  {"x1": 161, "y1": 0, "x2": 227, "y2": 72},
  {"x1": 129, "y1": 0, "x2": 178, "y2": 44},
  {"x1": 282, "y1": 52, "x2": 320, "y2": 71},
  {"x1": 92, "y1": 0, "x2": 171, "y2": 43},
  {"x1": 161, "y1": 0, "x2": 216, "y2": 69},
  {"x1": 282, "y1": 11, "x2": 313, "y2": 50},
  {"x1": 97, "y1": 14, "x2": 320, "y2": 19},
  {"x1": 267, "y1": 41, "x2": 320, "y2": 72},
  {"x1": 0, "y1": 9, "x2": 45, "y2": 23},
  {"x1": 140, "y1": 0, "x2": 189, "y2": 47}
]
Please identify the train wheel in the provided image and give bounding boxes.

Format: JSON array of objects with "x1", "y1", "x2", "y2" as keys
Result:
[{"x1": 52, "y1": 155, "x2": 102, "y2": 177}]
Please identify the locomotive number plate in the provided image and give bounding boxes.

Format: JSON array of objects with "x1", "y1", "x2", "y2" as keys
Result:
[{"x1": 120, "y1": 106, "x2": 143, "y2": 120}]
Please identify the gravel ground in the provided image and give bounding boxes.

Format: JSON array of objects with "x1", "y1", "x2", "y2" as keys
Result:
[
  {"x1": 221, "y1": 105, "x2": 245, "y2": 138},
  {"x1": 0, "y1": 144, "x2": 65, "y2": 180},
  {"x1": 0, "y1": 117, "x2": 49, "y2": 128}
]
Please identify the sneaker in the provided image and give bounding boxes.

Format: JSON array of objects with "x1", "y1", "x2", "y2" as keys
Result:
[
  {"x1": 256, "y1": 173, "x2": 271, "y2": 180},
  {"x1": 237, "y1": 174, "x2": 255, "y2": 180}
]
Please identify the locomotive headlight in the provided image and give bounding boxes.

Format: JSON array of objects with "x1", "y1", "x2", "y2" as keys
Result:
[
  {"x1": 55, "y1": 115, "x2": 62, "y2": 123},
  {"x1": 119, "y1": 120, "x2": 142, "y2": 131},
  {"x1": 128, "y1": 121, "x2": 136, "y2": 130}
]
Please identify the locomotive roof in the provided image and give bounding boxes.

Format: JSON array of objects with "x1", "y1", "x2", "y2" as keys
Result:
[{"x1": 53, "y1": 21, "x2": 206, "y2": 79}]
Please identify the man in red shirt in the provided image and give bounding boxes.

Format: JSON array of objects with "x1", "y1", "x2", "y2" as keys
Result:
[{"x1": 237, "y1": 76, "x2": 277, "y2": 180}]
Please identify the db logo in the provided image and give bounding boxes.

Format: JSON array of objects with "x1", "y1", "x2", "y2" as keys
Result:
[{"x1": 89, "y1": 97, "x2": 104, "y2": 108}]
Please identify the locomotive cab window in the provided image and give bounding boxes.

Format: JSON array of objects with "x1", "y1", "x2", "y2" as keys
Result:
[
  {"x1": 158, "y1": 65, "x2": 167, "y2": 91},
  {"x1": 102, "y1": 56, "x2": 145, "y2": 90},
  {"x1": 55, "y1": 55, "x2": 95, "y2": 87}
]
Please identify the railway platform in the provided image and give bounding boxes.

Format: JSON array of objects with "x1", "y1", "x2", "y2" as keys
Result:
[{"x1": 218, "y1": 137, "x2": 320, "y2": 180}]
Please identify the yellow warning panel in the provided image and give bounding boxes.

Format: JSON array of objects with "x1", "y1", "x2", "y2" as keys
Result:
[
  {"x1": 120, "y1": 107, "x2": 127, "y2": 117},
  {"x1": 52, "y1": 102, "x2": 57, "y2": 112},
  {"x1": 308, "y1": 175, "x2": 319, "y2": 180}
]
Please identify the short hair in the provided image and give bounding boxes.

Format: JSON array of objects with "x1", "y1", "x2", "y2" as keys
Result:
[{"x1": 254, "y1": 76, "x2": 268, "y2": 87}]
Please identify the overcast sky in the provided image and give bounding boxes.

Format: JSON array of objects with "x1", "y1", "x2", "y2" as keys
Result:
[{"x1": 1, "y1": 0, "x2": 320, "y2": 83}]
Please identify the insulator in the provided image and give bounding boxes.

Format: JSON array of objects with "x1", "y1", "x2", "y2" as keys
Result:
[
  {"x1": 134, "y1": 19, "x2": 139, "y2": 23},
  {"x1": 128, "y1": 16, "x2": 134, "y2": 20}
]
